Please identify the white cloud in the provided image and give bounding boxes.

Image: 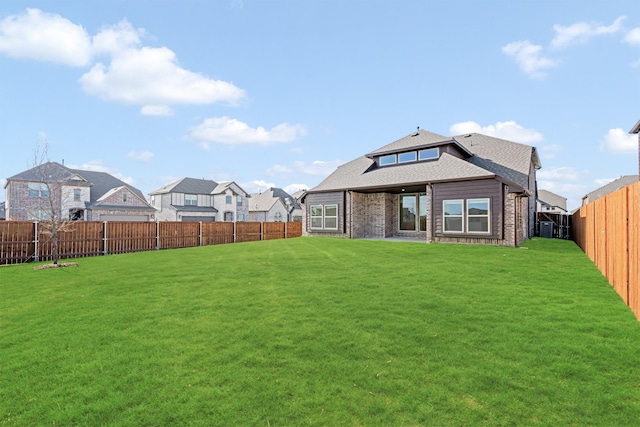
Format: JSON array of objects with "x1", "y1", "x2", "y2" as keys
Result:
[
  {"x1": 241, "y1": 180, "x2": 276, "y2": 194},
  {"x1": 551, "y1": 16, "x2": 625, "y2": 49},
  {"x1": 626, "y1": 27, "x2": 640, "y2": 46},
  {"x1": 294, "y1": 159, "x2": 342, "y2": 176},
  {"x1": 539, "y1": 144, "x2": 564, "y2": 160},
  {"x1": 91, "y1": 20, "x2": 143, "y2": 56},
  {"x1": 140, "y1": 105, "x2": 173, "y2": 116},
  {"x1": 450, "y1": 120, "x2": 544, "y2": 144},
  {"x1": 600, "y1": 128, "x2": 637, "y2": 153},
  {"x1": 127, "y1": 150, "x2": 154, "y2": 162},
  {"x1": 266, "y1": 164, "x2": 293, "y2": 176},
  {"x1": 537, "y1": 166, "x2": 591, "y2": 211},
  {"x1": 501, "y1": 40, "x2": 557, "y2": 78},
  {"x1": 189, "y1": 116, "x2": 307, "y2": 146},
  {"x1": 0, "y1": 8, "x2": 92, "y2": 66},
  {"x1": 538, "y1": 166, "x2": 589, "y2": 182},
  {"x1": 283, "y1": 184, "x2": 308, "y2": 194},
  {"x1": 0, "y1": 9, "x2": 246, "y2": 113},
  {"x1": 79, "y1": 46, "x2": 245, "y2": 109}
]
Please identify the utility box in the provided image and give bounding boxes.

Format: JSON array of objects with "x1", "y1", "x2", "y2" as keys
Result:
[{"x1": 540, "y1": 221, "x2": 554, "y2": 238}]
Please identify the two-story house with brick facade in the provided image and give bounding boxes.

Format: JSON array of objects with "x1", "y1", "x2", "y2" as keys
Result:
[
  {"x1": 4, "y1": 162, "x2": 155, "y2": 221},
  {"x1": 149, "y1": 178, "x2": 249, "y2": 222},
  {"x1": 301, "y1": 129, "x2": 541, "y2": 247}
]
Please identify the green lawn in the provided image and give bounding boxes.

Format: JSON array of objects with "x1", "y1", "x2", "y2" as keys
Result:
[{"x1": 1, "y1": 237, "x2": 640, "y2": 426}]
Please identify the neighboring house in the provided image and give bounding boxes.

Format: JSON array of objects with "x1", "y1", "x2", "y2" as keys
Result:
[
  {"x1": 149, "y1": 178, "x2": 249, "y2": 222},
  {"x1": 537, "y1": 189, "x2": 567, "y2": 214},
  {"x1": 149, "y1": 178, "x2": 219, "y2": 222},
  {"x1": 0, "y1": 201, "x2": 5, "y2": 220},
  {"x1": 4, "y1": 162, "x2": 155, "y2": 221},
  {"x1": 248, "y1": 187, "x2": 302, "y2": 222},
  {"x1": 581, "y1": 175, "x2": 639, "y2": 206},
  {"x1": 301, "y1": 129, "x2": 541, "y2": 247},
  {"x1": 212, "y1": 182, "x2": 250, "y2": 222}
]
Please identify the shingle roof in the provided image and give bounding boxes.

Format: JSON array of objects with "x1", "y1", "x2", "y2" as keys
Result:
[
  {"x1": 7, "y1": 162, "x2": 148, "y2": 205},
  {"x1": 308, "y1": 130, "x2": 539, "y2": 194},
  {"x1": 149, "y1": 177, "x2": 219, "y2": 195},
  {"x1": 583, "y1": 175, "x2": 639, "y2": 203},
  {"x1": 311, "y1": 153, "x2": 496, "y2": 192},
  {"x1": 249, "y1": 188, "x2": 301, "y2": 212},
  {"x1": 538, "y1": 189, "x2": 567, "y2": 210},
  {"x1": 453, "y1": 133, "x2": 539, "y2": 189},
  {"x1": 8, "y1": 162, "x2": 81, "y2": 183}
]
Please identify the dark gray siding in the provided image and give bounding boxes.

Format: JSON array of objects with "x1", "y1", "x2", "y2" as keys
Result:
[
  {"x1": 304, "y1": 191, "x2": 345, "y2": 234},
  {"x1": 432, "y1": 179, "x2": 503, "y2": 239}
]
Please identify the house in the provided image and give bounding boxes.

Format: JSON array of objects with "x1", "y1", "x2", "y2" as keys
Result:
[
  {"x1": 0, "y1": 201, "x2": 5, "y2": 220},
  {"x1": 537, "y1": 189, "x2": 567, "y2": 214},
  {"x1": 248, "y1": 187, "x2": 303, "y2": 222},
  {"x1": 301, "y1": 129, "x2": 541, "y2": 247},
  {"x1": 149, "y1": 178, "x2": 249, "y2": 222},
  {"x1": 581, "y1": 175, "x2": 639, "y2": 206},
  {"x1": 4, "y1": 162, "x2": 155, "y2": 221}
]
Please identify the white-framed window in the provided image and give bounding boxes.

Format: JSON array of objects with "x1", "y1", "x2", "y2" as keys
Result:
[
  {"x1": 274, "y1": 212, "x2": 283, "y2": 222},
  {"x1": 379, "y1": 154, "x2": 397, "y2": 166},
  {"x1": 467, "y1": 198, "x2": 490, "y2": 233},
  {"x1": 225, "y1": 195, "x2": 232, "y2": 204},
  {"x1": 443, "y1": 200, "x2": 463, "y2": 233},
  {"x1": 310, "y1": 205, "x2": 323, "y2": 229},
  {"x1": 28, "y1": 182, "x2": 49, "y2": 198},
  {"x1": 442, "y1": 198, "x2": 491, "y2": 233},
  {"x1": 122, "y1": 193, "x2": 128, "y2": 203},
  {"x1": 324, "y1": 205, "x2": 338, "y2": 229},
  {"x1": 419, "y1": 148, "x2": 439, "y2": 160},
  {"x1": 310, "y1": 204, "x2": 339, "y2": 230},
  {"x1": 237, "y1": 195, "x2": 243, "y2": 206},
  {"x1": 237, "y1": 214, "x2": 245, "y2": 222},
  {"x1": 398, "y1": 151, "x2": 417, "y2": 163},
  {"x1": 73, "y1": 189, "x2": 81, "y2": 201},
  {"x1": 185, "y1": 194, "x2": 198, "y2": 206}
]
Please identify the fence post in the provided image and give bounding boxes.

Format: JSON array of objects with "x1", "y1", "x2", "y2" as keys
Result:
[
  {"x1": 103, "y1": 221, "x2": 108, "y2": 256},
  {"x1": 156, "y1": 221, "x2": 160, "y2": 250},
  {"x1": 199, "y1": 222, "x2": 203, "y2": 246},
  {"x1": 261, "y1": 222, "x2": 264, "y2": 240},
  {"x1": 33, "y1": 221, "x2": 39, "y2": 262},
  {"x1": 233, "y1": 221, "x2": 236, "y2": 243}
]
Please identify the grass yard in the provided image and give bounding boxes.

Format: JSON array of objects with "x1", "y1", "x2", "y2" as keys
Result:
[{"x1": 1, "y1": 237, "x2": 640, "y2": 426}]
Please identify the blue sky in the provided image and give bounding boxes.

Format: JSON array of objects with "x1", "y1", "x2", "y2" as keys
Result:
[{"x1": 1, "y1": 1, "x2": 639, "y2": 210}]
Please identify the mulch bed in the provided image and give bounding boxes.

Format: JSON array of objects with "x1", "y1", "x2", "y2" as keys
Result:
[{"x1": 33, "y1": 262, "x2": 79, "y2": 270}]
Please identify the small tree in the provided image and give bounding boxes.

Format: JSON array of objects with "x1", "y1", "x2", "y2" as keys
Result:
[{"x1": 30, "y1": 142, "x2": 72, "y2": 265}]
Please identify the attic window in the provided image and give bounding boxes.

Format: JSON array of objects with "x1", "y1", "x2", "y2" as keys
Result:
[
  {"x1": 379, "y1": 154, "x2": 397, "y2": 166},
  {"x1": 419, "y1": 148, "x2": 438, "y2": 160},
  {"x1": 398, "y1": 152, "x2": 417, "y2": 163},
  {"x1": 377, "y1": 147, "x2": 440, "y2": 168}
]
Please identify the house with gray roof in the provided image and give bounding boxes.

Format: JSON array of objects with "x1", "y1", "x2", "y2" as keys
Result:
[
  {"x1": 4, "y1": 162, "x2": 155, "y2": 221},
  {"x1": 581, "y1": 175, "x2": 639, "y2": 206},
  {"x1": 537, "y1": 189, "x2": 567, "y2": 214},
  {"x1": 248, "y1": 187, "x2": 302, "y2": 222},
  {"x1": 301, "y1": 129, "x2": 541, "y2": 247},
  {"x1": 149, "y1": 178, "x2": 249, "y2": 222}
]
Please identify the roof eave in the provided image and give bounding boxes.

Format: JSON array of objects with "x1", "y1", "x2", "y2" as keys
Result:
[{"x1": 629, "y1": 119, "x2": 640, "y2": 134}]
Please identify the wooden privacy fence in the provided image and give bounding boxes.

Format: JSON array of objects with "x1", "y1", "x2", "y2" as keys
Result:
[
  {"x1": 572, "y1": 181, "x2": 640, "y2": 320},
  {"x1": 0, "y1": 221, "x2": 302, "y2": 265}
]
